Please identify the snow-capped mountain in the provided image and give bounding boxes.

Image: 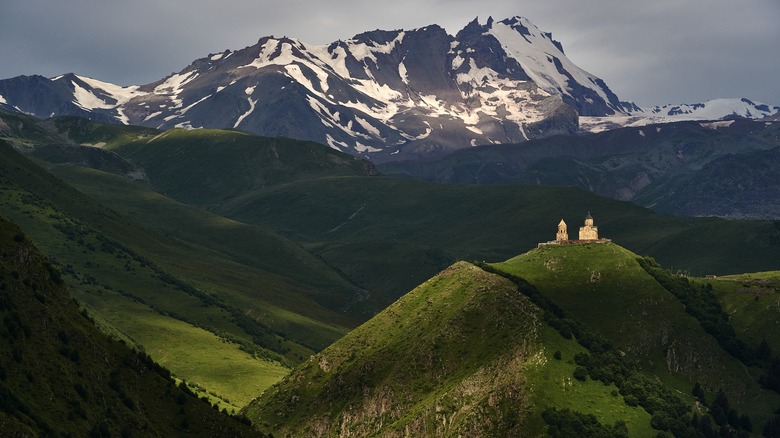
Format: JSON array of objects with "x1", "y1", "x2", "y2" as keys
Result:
[
  {"x1": 580, "y1": 98, "x2": 780, "y2": 133},
  {"x1": 0, "y1": 16, "x2": 633, "y2": 160}
]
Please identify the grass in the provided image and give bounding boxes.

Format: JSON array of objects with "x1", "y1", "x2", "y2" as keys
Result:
[
  {"x1": 523, "y1": 325, "x2": 654, "y2": 436},
  {"x1": 0, "y1": 140, "x2": 358, "y2": 407},
  {"x1": 245, "y1": 260, "x2": 676, "y2": 436},
  {"x1": 245, "y1": 262, "x2": 548, "y2": 436},
  {"x1": 46, "y1": 165, "x2": 370, "y2": 327},
  {"x1": 0, "y1": 215, "x2": 260, "y2": 436},
  {"x1": 203, "y1": 174, "x2": 780, "y2": 304},
  {"x1": 76, "y1": 288, "x2": 288, "y2": 410},
  {"x1": 491, "y1": 242, "x2": 780, "y2": 429},
  {"x1": 0, "y1": 186, "x2": 291, "y2": 408},
  {"x1": 705, "y1": 271, "x2": 780, "y2": 353}
]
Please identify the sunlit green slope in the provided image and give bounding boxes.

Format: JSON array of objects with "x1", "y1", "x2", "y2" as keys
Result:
[{"x1": 246, "y1": 243, "x2": 779, "y2": 436}]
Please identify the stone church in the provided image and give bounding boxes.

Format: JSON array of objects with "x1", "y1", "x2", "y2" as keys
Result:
[
  {"x1": 544, "y1": 213, "x2": 607, "y2": 247},
  {"x1": 578, "y1": 213, "x2": 598, "y2": 240}
]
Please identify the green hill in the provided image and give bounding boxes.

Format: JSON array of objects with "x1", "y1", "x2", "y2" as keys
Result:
[
  {"x1": 492, "y1": 244, "x2": 778, "y2": 422},
  {"x1": 206, "y1": 175, "x2": 780, "y2": 303},
  {"x1": 0, "y1": 139, "x2": 371, "y2": 409},
  {"x1": 0, "y1": 108, "x2": 63, "y2": 147},
  {"x1": 105, "y1": 127, "x2": 378, "y2": 207},
  {"x1": 6, "y1": 116, "x2": 780, "y2": 306},
  {"x1": 245, "y1": 262, "x2": 565, "y2": 436},
  {"x1": 0, "y1": 215, "x2": 261, "y2": 437},
  {"x1": 245, "y1": 243, "x2": 779, "y2": 436}
]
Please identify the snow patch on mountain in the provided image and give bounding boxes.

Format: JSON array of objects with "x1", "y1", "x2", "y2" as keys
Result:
[
  {"x1": 398, "y1": 60, "x2": 410, "y2": 85},
  {"x1": 143, "y1": 111, "x2": 162, "y2": 122},
  {"x1": 210, "y1": 52, "x2": 228, "y2": 61},
  {"x1": 489, "y1": 17, "x2": 609, "y2": 101},
  {"x1": 349, "y1": 31, "x2": 406, "y2": 65},
  {"x1": 355, "y1": 116, "x2": 382, "y2": 138},
  {"x1": 700, "y1": 120, "x2": 735, "y2": 130},
  {"x1": 77, "y1": 76, "x2": 146, "y2": 104},
  {"x1": 72, "y1": 81, "x2": 115, "y2": 110},
  {"x1": 61, "y1": 75, "x2": 148, "y2": 124},
  {"x1": 234, "y1": 98, "x2": 257, "y2": 129},
  {"x1": 179, "y1": 94, "x2": 211, "y2": 115},
  {"x1": 488, "y1": 18, "x2": 609, "y2": 105},
  {"x1": 325, "y1": 133, "x2": 349, "y2": 151},
  {"x1": 154, "y1": 71, "x2": 199, "y2": 109}
]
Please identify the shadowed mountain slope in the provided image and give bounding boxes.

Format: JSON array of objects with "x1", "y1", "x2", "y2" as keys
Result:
[
  {"x1": 379, "y1": 119, "x2": 780, "y2": 218},
  {"x1": 0, "y1": 215, "x2": 262, "y2": 437},
  {"x1": 0, "y1": 139, "x2": 375, "y2": 409}
]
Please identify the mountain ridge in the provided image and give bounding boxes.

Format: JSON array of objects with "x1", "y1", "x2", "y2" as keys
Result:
[
  {"x1": 378, "y1": 118, "x2": 780, "y2": 218},
  {"x1": 582, "y1": 97, "x2": 780, "y2": 133},
  {"x1": 0, "y1": 16, "x2": 633, "y2": 160}
]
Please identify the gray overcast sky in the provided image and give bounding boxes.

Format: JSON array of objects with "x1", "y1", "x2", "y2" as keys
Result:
[{"x1": 1, "y1": 0, "x2": 778, "y2": 107}]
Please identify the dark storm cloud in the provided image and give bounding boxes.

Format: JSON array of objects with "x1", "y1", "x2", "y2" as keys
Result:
[{"x1": 1, "y1": 0, "x2": 778, "y2": 107}]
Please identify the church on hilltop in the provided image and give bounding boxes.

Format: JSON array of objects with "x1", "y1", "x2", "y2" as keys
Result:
[
  {"x1": 578, "y1": 212, "x2": 598, "y2": 240},
  {"x1": 541, "y1": 213, "x2": 611, "y2": 247}
]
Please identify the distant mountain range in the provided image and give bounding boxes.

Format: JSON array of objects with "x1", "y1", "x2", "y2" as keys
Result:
[
  {"x1": 581, "y1": 97, "x2": 780, "y2": 133},
  {"x1": 380, "y1": 118, "x2": 780, "y2": 219},
  {"x1": 8, "y1": 16, "x2": 776, "y2": 162}
]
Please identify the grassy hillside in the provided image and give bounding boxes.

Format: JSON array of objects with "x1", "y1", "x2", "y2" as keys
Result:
[
  {"x1": 492, "y1": 243, "x2": 779, "y2": 430},
  {"x1": 46, "y1": 164, "x2": 374, "y2": 327},
  {"x1": 0, "y1": 108, "x2": 63, "y2": 147},
  {"x1": 203, "y1": 175, "x2": 780, "y2": 303},
  {"x1": 8, "y1": 116, "x2": 779, "y2": 305},
  {"x1": 43, "y1": 115, "x2": 159, "y2": 149},
  {"x1": 0, "y1": 215, "x2": 261, "y2": 436},
  {"x1": 0, "y1": 140, "x2": 371, "y2": 408},
  {"x1": 246, "y1": 262, "x2": 651, "y2": 437},
  {"x1": 707, "y1": 271, "x2": 780, "y2": 353},
  {"x1": 246, "y1": 245, "x2": 779, "y2": 436},
  {"x1": 106, "y1": 127, "x2": 377, "y2": 207}
]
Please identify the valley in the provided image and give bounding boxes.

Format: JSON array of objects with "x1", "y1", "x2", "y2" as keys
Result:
[
  {"x1": 0, "y1": 11, "x2": 778, "y2": 436},
  {"x1": 1, "y1": 114, "x2": 779, "y2": 435}
]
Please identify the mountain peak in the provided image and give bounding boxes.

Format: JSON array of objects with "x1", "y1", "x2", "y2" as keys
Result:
[
  {"x1": 351, "y1": 28, "x2": 403, "y2": 45},
  {"x1": 0, "y1": 15, "x2": 633, "y2": 158}
]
